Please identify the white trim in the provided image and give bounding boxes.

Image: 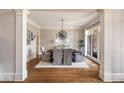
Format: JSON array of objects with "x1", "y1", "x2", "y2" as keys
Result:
[
  {"x1": 85, "y1": 16, "x2": 100, "y2": 29},
  {"x1": 27, "y1": 18, "x2": 41, "y2": 29},
  {"x1": 104, "y1": 73, "x2": 112, "y2": 82},
  {"x1": 99, "y1": 72, "x2": 112, "y2": 82},
  {"x1": 39, "y1": 27, "x2": 83, "y2": 31},
  {"x1": 97, "y1": 26, "x2": 100, "y2": 60},
  {"x1": 99, "y1": 71, "x2": 124, "y2": 82},
  {"x1": 0, "y1": 73, "x2": 22, "y2": 81},
  {"x1": 0, "y1": 9, "x2": 15, "y2": 15},
  {"x1": 86, "y1": 54, "x2": 99, "y2": 64},
  {"x1": 0, "y1": 73, "x2": 15, "y2": 81},
  {"x1": 85, "y1": 24, "x2": 100, "y2": 64},
  {"x1": 84, "y1": 29, "x2": 88, "y2": 56},
  {"x1": 14, "y1": 73, "x2": 24, "y2": 81},
  {"x1": 15, "y1": 9, "x2": 28, "y2": 81},
  {"x1": 0, "y1": 73, "x2": 25, "y2": 81},
  {"x1": 29, "y1": 9, "x2": 98, "y2": 13},
  {"x1": 111, "y1": 73, "x2": 124, "y2": 81},
  {"x1": 15, "y1": 9, "x2": 30, "y2": 16}
]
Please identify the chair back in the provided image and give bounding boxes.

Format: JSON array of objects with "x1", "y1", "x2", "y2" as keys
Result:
[
  {"x1": 53, "y1": 49, "x2": 63, "y2": 65},
  {"x1": 63, "y1": 49, "x2": 72, "y2": 65}
]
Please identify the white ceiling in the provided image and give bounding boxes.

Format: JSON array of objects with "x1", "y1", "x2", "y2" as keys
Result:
[{"x1": 29, "y1": 9, "x2": 99, "y2": 29}]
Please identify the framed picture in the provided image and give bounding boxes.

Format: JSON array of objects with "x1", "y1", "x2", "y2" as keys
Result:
[
  {"x1": 31, "y1": 32, "x2": 35, "y2": 41},
  {"x1": 27, "y1": 30, "x2": 31, "y2": 45}
]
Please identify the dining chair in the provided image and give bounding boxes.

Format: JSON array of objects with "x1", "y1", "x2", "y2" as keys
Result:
[
  {"x1": 53, "y1": 49, "x2": 63, "y2": 65},
  {"x1": 63, "y1": 49, "x2": 72, "y2": 65}
]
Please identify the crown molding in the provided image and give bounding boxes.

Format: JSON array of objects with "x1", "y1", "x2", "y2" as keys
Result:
[
  {"x1": 0, "y1": 9, "x2": 15, "y2": 16},
  {"x1": 29, "y1": 9, "x2": 99, "y2": 13},
  {"x1": 15, "y1": 9, "x2": 30, "y2": 16},
  {"x1": 40, "y1": 26, "x2": 84, "y2": 31},
  {"x1": 27, "y1": 18, "x2": 41, "y2": 29}
]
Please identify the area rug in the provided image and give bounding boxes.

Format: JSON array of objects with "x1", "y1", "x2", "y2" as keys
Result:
[{"x1": 35, "y1": 61, "x2": 89, "y2": 68}]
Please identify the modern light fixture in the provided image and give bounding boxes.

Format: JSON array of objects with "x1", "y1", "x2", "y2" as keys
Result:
[{"x1": 57, "y1": 19, "x2": 67, "y2": 40}]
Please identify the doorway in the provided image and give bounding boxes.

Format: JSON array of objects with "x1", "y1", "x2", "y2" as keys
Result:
[{"x1": 25, "y1": 9, "x2": 103, "y2": 82}]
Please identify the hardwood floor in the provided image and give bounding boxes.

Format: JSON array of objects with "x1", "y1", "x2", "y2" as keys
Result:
[
  {"x1": 27, "y1": 55, "x2": 41, "y2": 71},
  {"x1": 24, "y1": 57, "x2": 102, "y2": 83}
]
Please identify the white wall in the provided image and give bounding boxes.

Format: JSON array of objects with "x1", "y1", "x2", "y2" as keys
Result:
[
  {"x1": 99, "y1": 9, "x2": 124, "y2": 82},
  {"x1": 0, "y1": 10, "x2": 40, "y2": 81},
  {"x1": 0, "y1": 9, "x2": 29, "y2": 81},
  {"x1": 1, "y1": 9, "x2": 124, "y2": 82},
  {"x1": 111, "y1": 10, "x2": 124, "y2": 80},
  {"x1": 27, "y1": 37, "x2": 36, "y2": 62},
  {"x1": 27, "y1": 20, "x2": 41, "y2": 62},
  {"x1": 0, "y1": 10, "x2": 16, "y2": 80},
  {"x1": 40, "y1": 29, "x2": 84, "y2": 51}
]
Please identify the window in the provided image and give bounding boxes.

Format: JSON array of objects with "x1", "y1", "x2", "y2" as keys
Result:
[
  {"x1": 86, "y1": 23, "x2": 100, "y2": 62},
  {"x1": 92, "y1": 29, "x2": 99, "y2": 59},
  {"x1": 87, "y1": 31, "x2": 91, "y2": 55}
]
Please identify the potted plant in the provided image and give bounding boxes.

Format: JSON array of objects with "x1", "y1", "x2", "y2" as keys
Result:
[{"x1": 79, "y1": 40, "x2": 84, "y2": 55}]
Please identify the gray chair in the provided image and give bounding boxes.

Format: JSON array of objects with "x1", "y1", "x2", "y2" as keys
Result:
[
  {"x1": 41, "y1": 53, "x2": 51, "y2": 62},
  {"x1": 53, "y1": 49, "x2": 63, "y2": 65},
  {"x1": 63, "y1": 49, "x2": 72, "y2": 65},
  {"x1": 75, "y1": 53, "x2": 83, "y2": 62}
]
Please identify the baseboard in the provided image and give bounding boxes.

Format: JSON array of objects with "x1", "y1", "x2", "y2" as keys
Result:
[
  {"x1": 111, "y1": 73, "x2": 124, "y2": 82},
  {"x1": 86, "y1": 55, "x2": 99, "y2": 64},
  {"x1": 104, "y1": 73, "x2": 112, "y2": 82},
  {"x1": 27, "y1": 56, "x2": 41, "y2": 71},
  {"x1": 0, "y1": 73, "x2": 25, "y2": 81},
  {"x1": 99, "y1": 72, "x2": 124, "y2": 82},
  {"x1": 0, "y1": 73, "x2": 15, "y2": 81},
  {"x1": 14, "y1": 73, "x2": 23, "y2": 81}
]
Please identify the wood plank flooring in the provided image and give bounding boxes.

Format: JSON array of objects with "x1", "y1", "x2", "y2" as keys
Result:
[{"x1": 24, "y1": 57, "x2": 102, "y2": 83}]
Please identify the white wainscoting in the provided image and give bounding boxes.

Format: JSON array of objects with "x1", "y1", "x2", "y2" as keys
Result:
[
  {"x1": 0, "y1": 73, "x2": 15, "y2": 81},
  {"x1": 99, "y1": 72, "x2": 124, "y2": 82},
  {"x1": 0, "y1": 73, "x2": 25, "y2": 81},
  {"x1": 111, "y1": 73, "x2": 124, "y2": 81}
]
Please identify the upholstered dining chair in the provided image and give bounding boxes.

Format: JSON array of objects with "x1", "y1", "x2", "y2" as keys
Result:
[
  {"x1": 53, "y1": 49, "x2": 63, "y2": 65},
  {"x1": 63, "y1": 49, "x2": 72, "y2": 65}
]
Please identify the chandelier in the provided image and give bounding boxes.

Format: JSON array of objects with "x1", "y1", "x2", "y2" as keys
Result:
[{"x1": 57, "y1": 19, "x2": 67, "y2": 40}]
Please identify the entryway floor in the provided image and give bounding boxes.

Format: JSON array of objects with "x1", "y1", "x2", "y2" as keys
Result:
[{"x1": 24, "y1": 58, "x2": 103, "y2": 83}]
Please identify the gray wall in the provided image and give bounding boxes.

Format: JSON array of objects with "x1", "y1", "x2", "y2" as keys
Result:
[
  {"x1": 27, "y1": 24, "x2": 39, "y2": 62},
  {"x1": 40, "y1": 29, "x2": 84, "y2": 51},
  {"x1": 99, "y1": 9, "x2": 124, "y2": 81},
  {"x1": 0, "y1": 10, "x2": 16, "y2": 80},
  {"x1": 111, "y1": 10, "x2": 124, "y2": 73}
]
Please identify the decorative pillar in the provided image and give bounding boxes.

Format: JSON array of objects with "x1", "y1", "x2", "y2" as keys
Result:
[
  {"x1": 15, "y1": 9, "x2": 29, "y2": 81},
  {"x1": 99, "y1": 9, "x2": 112, "y2": 82}
]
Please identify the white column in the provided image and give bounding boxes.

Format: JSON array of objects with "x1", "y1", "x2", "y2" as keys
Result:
[
  {"x1": 110, "y1": 10, "x2": 124, "y2": 81},
  {"x1": 15, "y1": 10, "x2": 29, "y2": 81},
  {"x1": 104, "y1": 10, "x2": 113, "y2": 81},
  {"x1": 99, "y1": 10, "x2": 124, "y2": 82},
  {"x1": 99, "y1": 10, "x2": 104, "y2": 80},
  {"x1": 99, "y1": 10, "x2": 112, "y2": 82}
]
